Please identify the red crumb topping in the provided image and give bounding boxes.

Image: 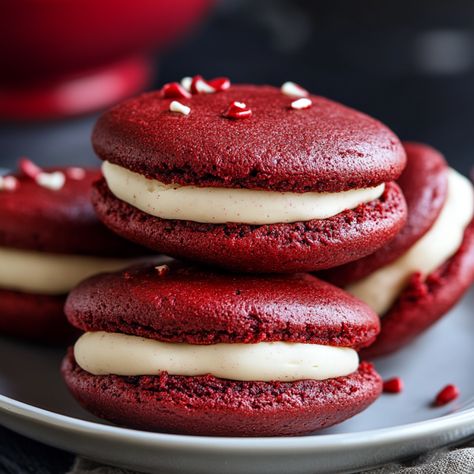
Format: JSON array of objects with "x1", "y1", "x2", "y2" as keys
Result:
[
  {"x1": 189, "y1": 75, "x2": 231, "y2": 94},
  {"x1": 223, "y1": 101, "x2": 252, "y2": 119},
  {"x1": 383, "y1": 377, "x2": 404, "y2": 393},
  {"x1": 161, "y1": 82, "x2": 192, "y2": 100},
  {"x1": 190, "y1": 75, "x2": 214, "y2": 94},
  {"x1": 66, "y1": 167, "x2": 86, "y2": 180},
  {"x1": 208, "y1": 77, "x2": 231, "y2": 91},
  {"x1": 433, "y1": 384, "x2": 459, "y2": 406},
  {"x1": 19, "y1": 158, "x2": 42, "y2": 179}
]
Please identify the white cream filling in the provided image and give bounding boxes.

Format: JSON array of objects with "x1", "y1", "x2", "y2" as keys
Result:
[
  {"x1": 347, "y1": 168, "x2": 474, "y2": 315},
  {"x1": 102, "y1": 161, "x2": 385, "y2": 225},
  {"x1": 0, "y1": 247, "x2": 139, "y2": 295},
  {"x1": 74, "y1": 331, "x2": 359, "y2": 382}
]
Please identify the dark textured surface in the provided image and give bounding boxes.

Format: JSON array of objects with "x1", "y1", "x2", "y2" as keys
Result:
[
  {"x1": 62, "y1": 352, "x2": 382, "y2": 437},
  {"x1": 66, "y1": 261, "x2": 380, "y2": 350},
  {"x1": 321, "y1": 142, "x2": 449, "y2": 285},
  {"x1": 92, "y1": 85, "x2": 406, "y2": 193},
  {"x1": 0, "y1": 289, "x2": 77, "y2": 345},
  {"x1": 0, "y1": 426, "x2": 72, "y2": 474},
  {"x1": 92, "y1": 179, "x2": 407, "y2": 273},
  {"x1": 0, "y1": 167, "x2": 146, "y2": 256},
  {"x1": 361, "y1": 218, "x2": 474, "y2": 358}
]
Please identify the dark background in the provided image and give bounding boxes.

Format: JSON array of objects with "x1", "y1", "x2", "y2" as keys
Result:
[{"x1": 1, "y1": 0, "x2": 473, "y2": 174}]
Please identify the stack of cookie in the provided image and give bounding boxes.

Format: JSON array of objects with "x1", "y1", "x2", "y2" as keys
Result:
[
  {"x1": 61, "y1": 77, "x2": 474, "y2": 436},
  {"x1": 322, "y1": 142, "x2": 474, "y2": 357}
]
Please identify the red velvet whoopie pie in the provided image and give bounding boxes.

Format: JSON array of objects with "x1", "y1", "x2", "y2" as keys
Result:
[
  {"x1": 91, "y1": 78, "x2": 407, "y2": 273},
  {"x1": 0, "y1": 161, "x2": 148, "y2": 344},
  {"x1": 321, "y1": 142, "x2": 474, "y2": 357},
  {"x1": 62, "y1": 261, "x2": 382, "y2": 436}
]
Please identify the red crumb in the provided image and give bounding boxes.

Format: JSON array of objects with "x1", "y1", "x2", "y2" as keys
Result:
[
  {"x1": 208, "y1": 77, "x2": 231, "y2": 91},
  {"x1": 19, "y1": 158, "x2": 42, "y2": 179},
  {"x1": 66, "y1": 167, "x2": 86, "y2": 180},
  {"x1": 161, "y1": 82, "x2": 192, "y2": 100},
  {"x1": 383, "y1": 377, "x2": 404, "y2": 394},
  {"x1": 223, "y1": 101, "x2": 252, "y2": 119},
  {"x1": 433, "y1": 384, "x2": 459, "y2": 407},
  {"x1": 190, "y1": 75, "x2": 215, "y2": 94}
]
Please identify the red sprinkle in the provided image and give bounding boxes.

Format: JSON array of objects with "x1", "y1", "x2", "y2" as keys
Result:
[
  {"x1": 223, "y1": 101, "x2": 252, "y2": 119},
  {"x1": 433, "y1": 384, "x2": 459, "y2": 407},
  {"x1": 19, "y1": 158, "x2": 42, "y2": 179},
  {"x1": 208, "y1": 76, "x2": 231, "y2": 91},
  {"x1": 161, "y1": 82, "x2": 192, "y2": 99},
  {"x1": 383, "y1": 377, "x2": 404, "y2": 394},
  {"x1": 66, "y1": 167, "x2": 86, "y2": 180},
  {"x1": 190, "y1": 75, "x2": 215, "y2": 94}
]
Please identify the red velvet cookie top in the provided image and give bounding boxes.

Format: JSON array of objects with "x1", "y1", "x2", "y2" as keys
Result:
[
  {"x1": 65, "y1": 262, "x2": 380, "y2": 350},
  {"x1": 320, "y1": 142, "x2": 449, "y2": 285},
  {"x1": 0, "y1": 165, "x2": 146, "y2": 256},
  {"x1": 92, "y1": 84, "x2": 406, "y2": 193}
]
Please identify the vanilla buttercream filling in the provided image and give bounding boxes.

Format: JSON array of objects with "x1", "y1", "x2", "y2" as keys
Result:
[
  {"x1": 0, "y1": 247, "x2": 139, "y2": 294},
  {"x1": 74, "y1": 331, "x2": 359, "y2": 382},
  {"x1": 102, "y1": 161, "x2": 385, "y2": 225},
  {"x1": 347, "y1": 168, "x2": 474, "y2": 315}
]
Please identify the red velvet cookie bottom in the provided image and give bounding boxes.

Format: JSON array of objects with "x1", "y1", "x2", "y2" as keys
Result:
[
  {"x1": 0, "y1": 288, "x2": 76, "y2": 345},
  {"x1": 361, "y1": 219, "x2": 474, "y2": 358},
  {"x1": 92, "y1": 179, "x2": 406, "y2": 273},
  {"x1": 62, "y1": 351, "x2": 381, "y2": 437}
]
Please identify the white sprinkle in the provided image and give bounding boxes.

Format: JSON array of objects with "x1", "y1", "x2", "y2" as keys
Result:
[
  {"x1": 36, "y1": 171, "x2": 66, "y2": 190},
  {"x1": 0, "y1": 176, "x2": 18, "y2": 191},
  {"x1": 155, "y1": 264, "x2": 169, "y2": 276},
  {"x1": 195, "y1": 78, "x2": 215, "y2": 94},
  {"x1": 170, "y1": 101, "x2": 191, "y2": 116},
  {"x1": 233, "y1": 101, "x2": 247, "y2": 109},
  {"x1": 291, "y1": 98, "x2": 312, "y2": 110},
  {"x1": 67, "y1": 167, "x2": 86, "y2": 180},
  {"x1": 281, "y1": 81, "x2": 309, "y2": 98},
  {"x1": 181, "y1": 77, "x2": 192, "y2": 92}
]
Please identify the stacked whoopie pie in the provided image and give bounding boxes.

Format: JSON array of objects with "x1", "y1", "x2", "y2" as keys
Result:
[
  {"x1": 0, "y1": 161, "x2": 147, "y2": 343},
  {"x1": 63, "y1": 263, "x2": 382, "y2": 436},
  {"x1": 62, "y1": 77, "x2": 412, "y2": 436},
  {"x1": 322, "y1": 142, "x2": 474, "y2": 357},
  {"x1": 90, "y1": 80, "x2": 407, "y2": 273}
]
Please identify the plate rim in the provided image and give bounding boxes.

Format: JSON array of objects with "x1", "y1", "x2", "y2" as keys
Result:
[{"x1": 1, "y1": 392, "x2": 473, "y2": 453}]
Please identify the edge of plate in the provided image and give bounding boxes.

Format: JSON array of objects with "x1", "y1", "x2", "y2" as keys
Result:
[{"x1": 1, "y1": 393, "x2": 473, "y2": 453}]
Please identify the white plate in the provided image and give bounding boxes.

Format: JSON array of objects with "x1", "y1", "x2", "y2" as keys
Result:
[{"x1": 0, "y1": 288, "x2": 473, "y2": 474}]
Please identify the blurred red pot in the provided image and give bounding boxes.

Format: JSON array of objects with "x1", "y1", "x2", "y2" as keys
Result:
[{"x1": 0, "y1": 0, "x2": 212, "y2": 120}]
